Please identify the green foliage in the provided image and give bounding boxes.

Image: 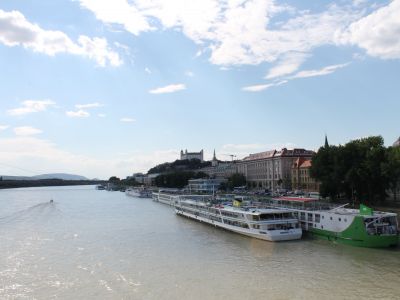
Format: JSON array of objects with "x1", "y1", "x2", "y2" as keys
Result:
[
  {"x1": 148, "y1": 159, "x2": 211, "y2": 174},
  {"x1": 154, "y1": 171, "x2": 209, "y2": 188},
  {"x1": 108, "y1": 176, "x2": 120, "y2": 183},
  {"x1": 311, "y1": 136, "x2": 400, "y2": 204},
  {"x1": 226, "y1": 173, "x2": 246, "y2": 190},
  {"x1": 382, "y1": 146, "x2": 400, "y2": 201}
]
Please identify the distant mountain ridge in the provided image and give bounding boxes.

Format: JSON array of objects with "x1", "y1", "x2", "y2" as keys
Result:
[{"x1": 1, "y1": 173, "x2": 89, "y2": 181}]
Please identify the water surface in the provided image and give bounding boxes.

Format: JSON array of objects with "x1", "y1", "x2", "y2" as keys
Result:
[{"x1": 1, "y1": 186, "x2": 399, "y2": 299}]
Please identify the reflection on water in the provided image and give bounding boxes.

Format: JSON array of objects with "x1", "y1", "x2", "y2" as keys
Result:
[{"x1": 0, "y1": 186, "x2": 399, "y2": 299}]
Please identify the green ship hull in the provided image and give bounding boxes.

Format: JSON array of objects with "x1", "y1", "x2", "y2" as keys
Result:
[{"x1": 308, "y1": 217, "x2": 399, "y2": 248}]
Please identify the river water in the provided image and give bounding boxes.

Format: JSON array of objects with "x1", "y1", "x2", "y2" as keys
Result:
[{"x1": 1, "y1": 186, "x2": 399, "y2": 299}]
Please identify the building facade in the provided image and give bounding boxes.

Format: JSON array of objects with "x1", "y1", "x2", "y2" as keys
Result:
[
  {"x1": 180, "y1": 149, "x2": 204, "y2": 161},
  {"x1": 201, "y1": 150, "x2": 238, "y2": 179},
  {"x1": 291, "y1": 158, "x2": 319, "y2": 192},
  {"x1": 187, "y1": 178, "x2": 227, "y2": 193},
  {"x1": 237, "y1": 148, "x2": 315, "y2": 190}
]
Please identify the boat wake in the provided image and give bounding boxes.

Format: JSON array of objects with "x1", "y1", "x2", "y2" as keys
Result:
[{"x1": 0, "y1": 201, "x2": 61, "y2": 226}]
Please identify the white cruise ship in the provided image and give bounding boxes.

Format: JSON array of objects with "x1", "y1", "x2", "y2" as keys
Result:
[
  {"x1": 152, "y1": 191, "x2": 211, "y2": 206},
  {"x1": 175, "y1": 199, "x2": 302, "y2": 242},
  {"x1": 126, "y1": 187, "x2": 152, "y2": 198}
]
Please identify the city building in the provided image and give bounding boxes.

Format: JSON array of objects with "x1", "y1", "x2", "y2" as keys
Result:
[
  {"x1": 291, "y1": 158, "x2": 319, "y2": 192},
  {"x1": 201, "y1": 150, "x2": 238, "y2": 179},
  {"x1": 187, "y1": 178, "x2": 227, "y2": 193},
  {"x1": 180, "y1": 149, "x2": 204, "y2": 161},
  {"x1": 237, "y1": 148, "x2": 315, "y2": 190}
]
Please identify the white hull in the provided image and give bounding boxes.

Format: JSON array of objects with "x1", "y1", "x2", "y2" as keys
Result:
[
  {"x1": 176, "y1": 209, "x2": 302, "y2": 242},
  {"x1": 126, "y1": 189, "x2": 152, "y2": 198}
]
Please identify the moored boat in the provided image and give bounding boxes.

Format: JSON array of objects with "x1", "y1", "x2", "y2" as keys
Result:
[
  {"x1": 126, "y1": 187, "x2": 152, "y2": 198},
  {"x1": 268, "y1": 197, "x2": 399, "y2": 248},
  {"x1": 175, "y1": 198, "x2": 302, "y2": 242}
]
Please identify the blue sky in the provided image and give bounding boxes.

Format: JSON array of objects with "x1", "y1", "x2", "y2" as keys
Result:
[{"x1": 0, "y1": 0, "x2": 399, "y2": 179}]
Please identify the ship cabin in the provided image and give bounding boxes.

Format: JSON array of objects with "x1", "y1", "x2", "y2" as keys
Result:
[{"x1": 269, "y1": 197, "x2": 399, "y2": 236}]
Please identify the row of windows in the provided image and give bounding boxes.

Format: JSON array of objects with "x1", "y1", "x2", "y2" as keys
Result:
[{"x1": 297, "y1": 213, "x2": 348, "y2": 224}]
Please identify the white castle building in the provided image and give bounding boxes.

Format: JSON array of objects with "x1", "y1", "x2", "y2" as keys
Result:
[{"x1": 180, "y1": 149, "x2": 204, "y2": 161}]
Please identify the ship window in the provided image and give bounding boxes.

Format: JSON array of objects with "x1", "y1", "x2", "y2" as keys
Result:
[
  {"x1": 307, "y1": 213, "x2": 313, "y2": 221},
  {"x1": 321, "y1": 225, "x2": 324, "y2": 229},
  {"x1": 322, "y1": 215, "x2": 324, "y2": 219},
  {"x1": 344, "y1": 219, "x2": 347, "y2": 222},
  {"x1": 315, "y1": 214, "x2": 320, "y2": 223},
  {"x1": 338, "y1": 218, "x2": 341, "y2": 222},
  {"x1": 330, "y1": 217, "x2": 332, "y2": 220}
]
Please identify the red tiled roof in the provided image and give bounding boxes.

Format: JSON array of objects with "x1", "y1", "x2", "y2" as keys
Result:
[
  {"x1": 243, "y1": 148, "x2": 315, "y2": 162},
  {"x1": 299, "y1": 160, "x2": 312, "y2": 168}
]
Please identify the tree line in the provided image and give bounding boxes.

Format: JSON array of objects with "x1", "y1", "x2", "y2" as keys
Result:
[
  {"x1": 0, "y1": 179, "x2": 103, "y2": 189},
  {"x1": 310, "y1": 136, "x2": 400, "y2": 204}
]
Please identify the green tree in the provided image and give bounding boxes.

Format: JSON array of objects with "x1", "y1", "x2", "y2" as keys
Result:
[
  {"x1": 226, "y1": 173, "x2": 246, "y2": 190},
  {"x1": 383, "y1": 146, "x2": 400, "y2": 201},
  {"x1": 108, "y1": 176, "x2": 120, "y2": 183},
  {"x1": 311, "y1": 136, "x2": 390, "y2": 204}
]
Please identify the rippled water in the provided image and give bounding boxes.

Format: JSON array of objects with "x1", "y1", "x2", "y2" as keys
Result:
[{"x1": 1, "y1": 186, "x2": 399, "y2": 299}]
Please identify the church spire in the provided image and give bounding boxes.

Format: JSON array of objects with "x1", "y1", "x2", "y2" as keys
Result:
[
  {"x1": 324, "y1": 134, "x2": 329, "y2": 148},
  {"x1": 213, "y1": 149, "x2": 216, "y2": 160}
]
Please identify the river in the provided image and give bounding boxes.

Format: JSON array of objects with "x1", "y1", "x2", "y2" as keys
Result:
[{"x1": 1, "y1": 186, "x2": 399, "y2": 299}]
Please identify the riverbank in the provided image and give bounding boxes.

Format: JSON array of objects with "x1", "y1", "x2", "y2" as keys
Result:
[{"x1": 0, "y1": 179, "x2": 104, "y2": 189}]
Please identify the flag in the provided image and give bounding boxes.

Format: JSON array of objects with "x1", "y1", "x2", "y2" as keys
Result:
[
  {"x1": 360, "y1": 204, "x2": 373, "y2": 216},
  {"x1": 233, "y1": 199, "x2": 242, "y2": 207}
]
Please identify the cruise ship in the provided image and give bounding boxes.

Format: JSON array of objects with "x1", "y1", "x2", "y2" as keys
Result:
[
  {"x1": 152, "y1": 191, "x2": 211, "y2": 206},
  {"x1": 175, "y1": 198, "x2": 302, "y2": 242},
  {"x1": 126, "y1": 187, "x2": 152, "y2": 198},
  {"x1": 268, "y1": 197, "x2": 399, "y2": 248}
]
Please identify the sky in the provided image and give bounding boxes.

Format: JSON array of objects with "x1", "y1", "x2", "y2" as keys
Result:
[{"x1": 0, "y1": 0, "x2": 400, "y2": 179}]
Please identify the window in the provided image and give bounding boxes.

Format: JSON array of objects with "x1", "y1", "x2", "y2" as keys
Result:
[
  {"x1": 338, "y1": 218, "x2": 341, "y2": 222},
  {"x1": 315, "y1": 214, "x2": 320, "y2": 223},
  {"x1": 330, "y1": 217, "x2": 332, "y2": 220}
]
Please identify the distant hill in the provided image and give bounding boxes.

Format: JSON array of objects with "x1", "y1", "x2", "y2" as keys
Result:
[
  {"x1": 32, "y1": 173, "x2": 89, "y2": 180},
  {"x1": 0, "y1": 175, "x2": 32, "y2": 180},
  {"x1": 1, "y1": 173, "x2": 89, "y2": 181}
]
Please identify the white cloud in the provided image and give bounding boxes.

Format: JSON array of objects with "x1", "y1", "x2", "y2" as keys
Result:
[
  {"x1": 75, "y1": 102, "x2": 103, "y2": 109},
  {"x1": 0, "y1": 125, "x2": 9, "y2": 131},
  {"x1": 7, "y1": 99, "x2": 55, "y2": 116},
  {"x1": 0, "y1": 9, "x2": 122, "y2": 67},
  {"x1": 13, "y1": 126, "x2": 42, "y2": 136},
  {"x1": 66, "y1": 110, "x2": 90, "y2": 118},
  {"x1": 291, "y1": 63, "x2": 349, "y2": 79},
  {"x1": 120, "y1": 117, "x2": 136, "y2": 122},
  {"x1": 185, "y1": 71, "x2": 194, "y2": 77},
  {"x1": 149, "y1": 83, "x2": 186, "y2": 94},
  {"x1": 242, "y1": 80, "x2": 287, "y2": 92},
  {"x1": 266, "y1": 52, "x2": 309, "y2": 79},
  {"x1": 336, "y1": 0, "x2": 400, "y2": 59},
  {"x1": 77, "y1": 0, "x2": 363, "y2": 69},
  {"x1": 145, "y1": 67, "x2": 152, "y2": 74},
  {"x1": 78, "y1": 0, "x2": 152, "y2": 36},
  {"x1": 98, "y1": 113, "x2": 106, "y2": 118}
]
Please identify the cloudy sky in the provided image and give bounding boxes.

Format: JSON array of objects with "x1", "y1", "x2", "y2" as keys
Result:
[{"x1": 1, "y1": 0, "x2": 399, "y2": 179}]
